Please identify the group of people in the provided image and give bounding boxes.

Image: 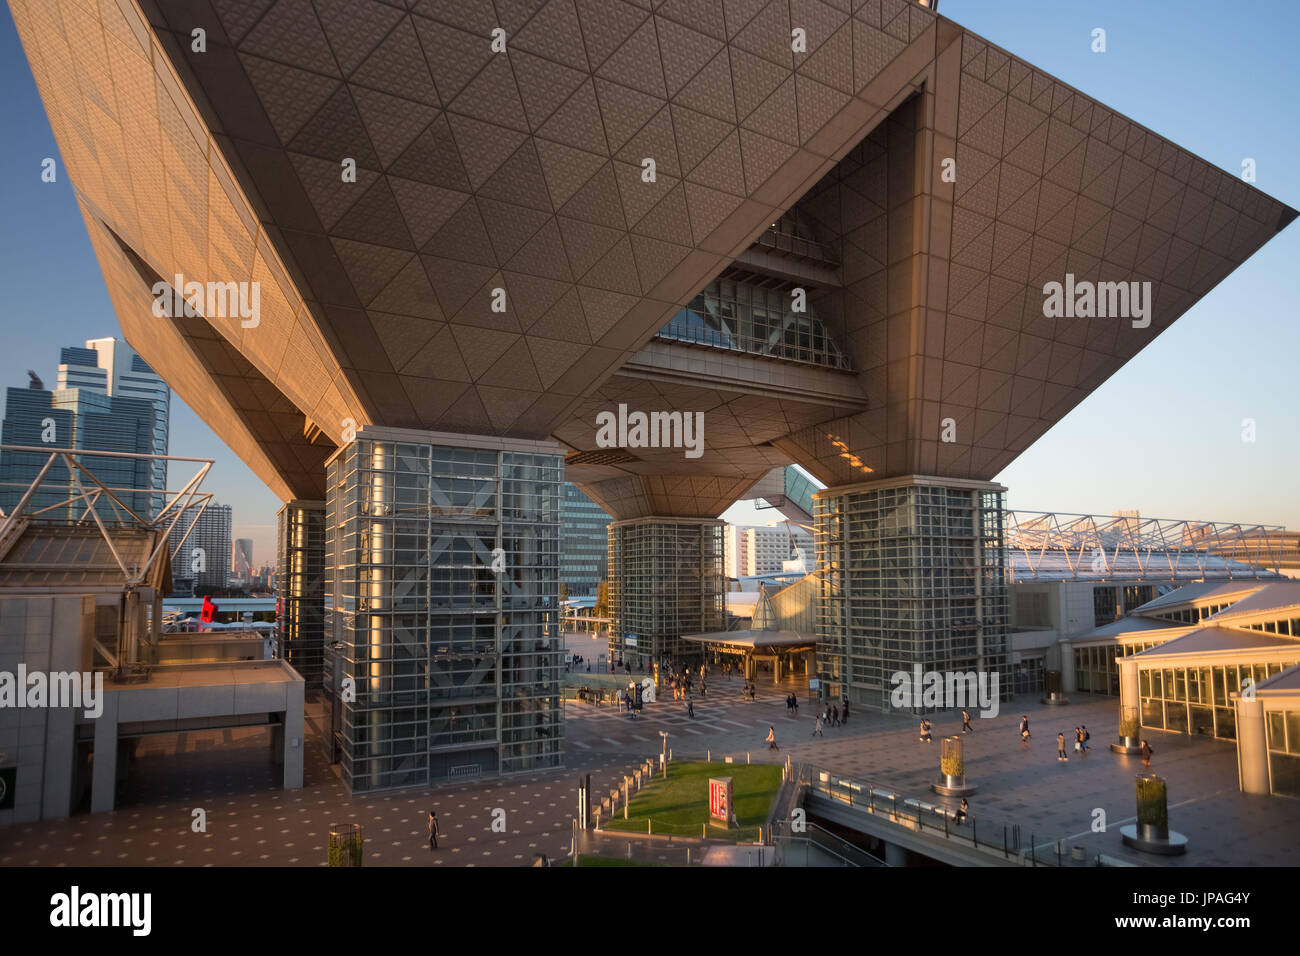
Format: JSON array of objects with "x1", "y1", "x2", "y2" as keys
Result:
[
  {"x1": 917, "y1": 709, "x2": 977, "y2": 744},
  {"x1": 812, "y1": 699, "x2": 849, "y2": 737},
  {"x1": 784, "y1": 693, "x2": 800, "y2": 716},
  {"x1": 1053, "y1": 725, "x2": 1093, "y2": 761},
  {"x1": 566, "y1": 653, "x2": 590, "y2": 674}
]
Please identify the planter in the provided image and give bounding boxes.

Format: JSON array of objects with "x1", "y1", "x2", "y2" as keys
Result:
[
  {"x1": 1112, "y1": 705, "x2": 1142, "y2": 754},
  {"x1": 931, "y1": 737, "x2": 977, "y2": 796},
  {"x1": 327, "y1": 823, "x2": 363, "y2": 867},
  {"x1": 1120, "y1": 774, "x2": 1187, "y2": 856}
]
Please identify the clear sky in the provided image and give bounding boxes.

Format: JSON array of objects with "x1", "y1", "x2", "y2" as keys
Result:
[{"x1": 1, "y1": 0, "x2": 1296, "y2": 560}]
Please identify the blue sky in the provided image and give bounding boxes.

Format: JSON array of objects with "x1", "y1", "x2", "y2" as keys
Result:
[{"x1": 1, "y1": 0, "x2": 1296, "y2": 559}]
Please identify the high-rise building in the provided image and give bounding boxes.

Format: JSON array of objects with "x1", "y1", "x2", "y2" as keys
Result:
[
  {"x1": 726, "y1": 524, "x2": 813, "y2": 578},
  {"x1": 232, "y1": 538, "x2": 254, "y2": 582},
  {"x1": 561, "y1": 483, "x2": 609, "y2": 597},
  {"x1": 169, "y1": 502, "x2": 232, "y2": 594},
  {"x1": 0, "y1": 370, "x2": 159, "y2": 521},
  {"x1": 56, "y1": 338, "x2": 169, "y2": 513}
]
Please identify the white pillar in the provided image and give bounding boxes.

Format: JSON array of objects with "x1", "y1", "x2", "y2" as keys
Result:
[
  {"x1": 1119, "y1": 658, "x2": 1139, "y2": 711},
  {"x1": 1235, "y1": 697, "x2": 1269, "y2": 795},
  {"x1": 1058, "y1": 639, "x2": 1075, "y2": 693}
]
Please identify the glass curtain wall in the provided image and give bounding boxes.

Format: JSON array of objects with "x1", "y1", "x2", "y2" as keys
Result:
[
  {"x1": 1138, "y1": 660, "x2": 1300, "y2": 740},
  {"x1": 325, "y1": 438, "x2": 562, "y2": 793},
  {"x1": 815, "y1": 483, "x2": 1010, "y2": 712}
]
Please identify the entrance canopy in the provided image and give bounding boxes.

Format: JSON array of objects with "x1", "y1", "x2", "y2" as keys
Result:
[{"x1": 683, "y1": 630, "x2": 817, "y2": 655}]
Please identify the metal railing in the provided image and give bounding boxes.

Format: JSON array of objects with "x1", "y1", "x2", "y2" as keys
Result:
[
  {"x1": 799, "y1": 766, "x2": 1131, "y2": 866},
  {"x1": 771, "y1": 819, "x2": 885, "y2": 867}
]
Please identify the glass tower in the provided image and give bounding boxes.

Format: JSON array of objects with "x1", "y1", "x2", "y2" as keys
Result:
[
  {"x1": 560, "y1": 482, "x2": 609, "y2": 597},
  {"x1": 57, "y1": 338, "x2": 170, "y2": 516},
  {"x1": 606, "y1": 517, "x2": 725, "y2": 670},
  {"x1": 0, "y1": 377, "x2": 158, "y2": 522},
  {"x1": 815, "y1": 478, "x2": 1010, "y2": 712},
  {"x1": 324, "y1": 429, "x2": 564, "y2": 792}
]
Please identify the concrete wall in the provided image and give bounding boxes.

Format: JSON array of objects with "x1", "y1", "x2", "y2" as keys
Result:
[{"x1": 0, "y1": 594, "x2": 95, "y2": 826}]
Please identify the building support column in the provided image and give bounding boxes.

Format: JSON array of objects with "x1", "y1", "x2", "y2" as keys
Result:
[
  {"x1": 1058, "y1": 639, "x2": 1076, "y2": 694},
  {"x1": 90, "y1": 703, "x2": 119, "y2": 814},
  {"x1": 1235, "y1": 697, "x2": 1270, "y2": 795},
  {"x1": 814, "y1": 476, "x2": 1010, "y2": 713},
  {"x1": 283, "y1": 678, "x2": 305, "y2": 789},
  {"x1": 1119, "y1": 658, "x2": 1139, "y2": 713},
  {"x1": 606, "y1": 516, "x2": 725, "y2": 670},
  {"x1": 324, "y1": 427, "x2": 564, "y2": 793}
]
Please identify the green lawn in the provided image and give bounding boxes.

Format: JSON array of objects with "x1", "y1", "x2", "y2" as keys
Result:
[{"x1": 603, "y1": 761, "x2": 783, "y2": 843}]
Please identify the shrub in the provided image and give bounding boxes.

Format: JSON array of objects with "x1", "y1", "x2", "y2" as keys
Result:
[
  {"x1": 940, "y1": 750, "x2": 964, "y2": 778},
  {"x1": 1135, "y1": 776, "x2": 1168, "y2": 831}
]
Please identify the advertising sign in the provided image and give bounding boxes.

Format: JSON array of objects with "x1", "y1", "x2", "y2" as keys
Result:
[{"x1": 709, "y1": 776, "x2": 734, "y2": 827}]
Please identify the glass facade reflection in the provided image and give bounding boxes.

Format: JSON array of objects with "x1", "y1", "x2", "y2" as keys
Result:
[{"x1": 324, "y1": 434, "x2": 563, "y2": 793}]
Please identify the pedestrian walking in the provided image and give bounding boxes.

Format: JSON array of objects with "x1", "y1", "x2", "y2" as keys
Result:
[
  {"x1": 793, "y1": 696, "x2": 799, "y2": 716},
  {"x1": 427, "y1": 810, "x2": 439, "y2": 850},
  {"x1": 840, "y1": 698, "x2": 848, "y2": 723},
  {"x1": 812, "y1": 715, "x2": 823, "y2": 737},
  {"x1": 956, "y1": 797, "x2": 968, "y2": 826},
  {"x1": 1140, "y1": 739, "x2": 1153, "y2": 768},
  {"x1": 920, "y1": 718, "x2": 932, "y2": 743},
  {"x1": 832, "y1": 705, "x2": 840, "y2": 727},
  {"x1": 1081, "y1": 725, "x2": 1090, "y2": 753},
  {"x1": 961, "y1": 709, "x2": 973, "y2": 733},
  {"x1": 766, "y1": 726, "x2": 779, "y2": 751},
  {"x1": 1056, "y1": 732, "x2": 1069, "y2": 762},
  {"x1": 1074, "y1": 726, "x2": 1083, "y2": 754},
  {"x1": 687, "y1": 697, "x2": 695, "y2": 719}
]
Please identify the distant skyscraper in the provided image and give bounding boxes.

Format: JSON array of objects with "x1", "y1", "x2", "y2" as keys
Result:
[
  {"x1": 561, "y1": 483, "x2": 609, "y2": 596},
  {"x1": 0, "y1": 365, "x2": 160, "y2": 520},
  {"x1": 232, "y1": 538, "x2": 254, "y2": 582},
  {"x1": 725, "y1": 524, "x2": 813, "y2": 577},
  {"x1": 169, "y1": 502, "x2": 232, "y2": 593},
  {"x1": 57, "y1": 337, "x2": 169, "y2": 512}
]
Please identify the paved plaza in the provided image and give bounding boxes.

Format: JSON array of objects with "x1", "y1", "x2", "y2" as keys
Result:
[{"x1": 3, "y1": 643, "x2": 1298, "y2": 866}]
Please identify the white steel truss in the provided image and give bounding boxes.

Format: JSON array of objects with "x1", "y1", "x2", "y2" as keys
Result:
[
  {"x1": 1003, "y1": 511, "x2": 1285, "y2": 581},
  {"x1": 0, "y1": 444, "x2": 215, "y2": 589}
]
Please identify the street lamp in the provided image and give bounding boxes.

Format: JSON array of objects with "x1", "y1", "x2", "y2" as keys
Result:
[{"x1": 658, "y1": 731, "x2": 669, "y2": 777}]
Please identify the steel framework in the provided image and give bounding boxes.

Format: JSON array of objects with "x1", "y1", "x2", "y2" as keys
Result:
[
  {"x1": 1003, "y1": 511, "x2": 1286, "y2": 580},
  {"x1": 0, "y1": 444, "x2": 215, "y2": 589}
]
